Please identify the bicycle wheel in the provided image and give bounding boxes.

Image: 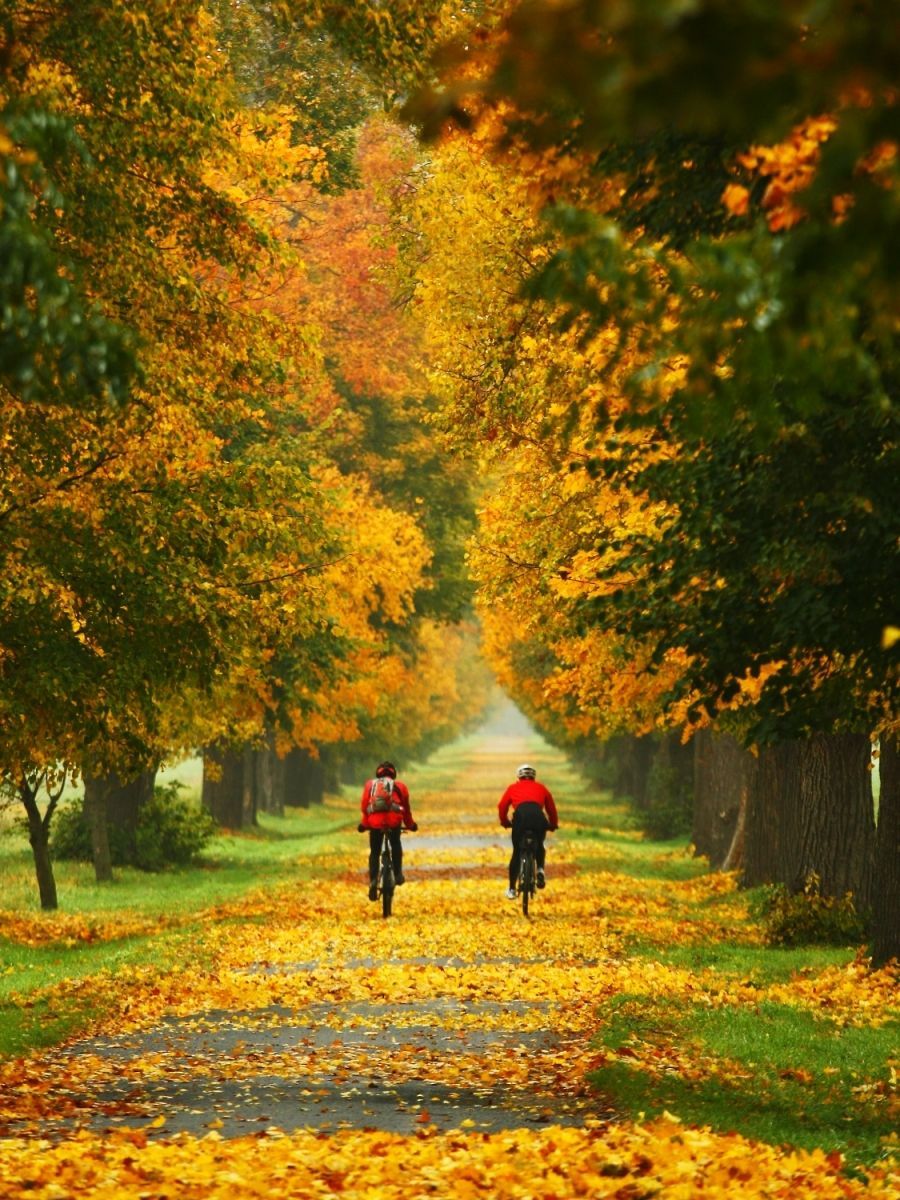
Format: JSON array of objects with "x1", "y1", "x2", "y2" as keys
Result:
[
  {"x1": 381, "y1": 848, "x2": 394, "y2": 918},
  {"x1": 521, "y1": 849, "x2": 534, "y2": 916}
]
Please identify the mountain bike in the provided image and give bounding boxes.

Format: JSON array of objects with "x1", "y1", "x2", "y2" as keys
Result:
[
  {"x1": 377, "y1": 831, "x2": 398, "y2": 918},
  {"x1": 358, "y1": 824, "x2": 417, "y2": 917},
  {"x1": 517, "y1": 830, "x2": 538, "y2": 916}
]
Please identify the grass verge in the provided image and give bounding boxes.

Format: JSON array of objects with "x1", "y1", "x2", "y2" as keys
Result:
[
  {"x1": 0, "y1": 931, "x2": 197, "y2": 1058},
  {"x1": 567, "y1": 776, "x2": 897, "y2": 1171},
  {"x1": 0, "y1": 798, "x2": 358, "y2": 1057},
  {"x1": 590, "y1": 991, "x2": 897, "y2": 1170}
]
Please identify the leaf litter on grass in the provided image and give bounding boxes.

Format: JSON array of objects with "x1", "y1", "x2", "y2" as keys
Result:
[{"x1": 0, "y1": 735, "x2": 897, "y2": 1196}]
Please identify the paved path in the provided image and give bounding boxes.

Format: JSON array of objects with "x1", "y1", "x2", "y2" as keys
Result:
[{"x1": 17, "y1": 732, "x2": 615, "y2": 1140}]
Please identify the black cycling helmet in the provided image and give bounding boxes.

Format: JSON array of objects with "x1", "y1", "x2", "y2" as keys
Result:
[{"x1": 375, "y1": 761, "x2": 397, "y2": 779}]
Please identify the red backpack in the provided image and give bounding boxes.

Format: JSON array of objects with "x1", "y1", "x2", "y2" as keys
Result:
[{"x1": 367, "y1": 777, "x2": 398, "y2": 814}]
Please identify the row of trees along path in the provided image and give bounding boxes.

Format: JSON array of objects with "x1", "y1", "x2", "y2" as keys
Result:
[{"x1": 1, "y1": 730, "x2": 897, "y2": 1197}]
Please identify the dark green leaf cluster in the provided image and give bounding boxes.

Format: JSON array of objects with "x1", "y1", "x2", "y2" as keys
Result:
[
  {"x1": 50, "y1": 781, "x2": 217, "y2": 871},
  {"x1": 592, "y1": 398, "x2": 900, "y2": 740},
  {"x1": 328, "y1": 379, "x2": 476, "y2": 622},
  {"x1": 753, "y1": 877, "x2": 868, "y2": 947},
  {"x1": 0, "y1": 105, "x2": 137, "y2": 408}
]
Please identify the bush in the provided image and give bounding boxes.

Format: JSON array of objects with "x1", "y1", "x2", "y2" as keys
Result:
[
  {"x1": 133, "y1": 782, "x2": 217, "y2": 871},
  {"x1": 754, "y1": 875, "x2": 868, "y2": 947},
  {"x1": 635, "y1": 762, "x2": 693, "y2": 840},
  {"x1": 50, "y1": 781, "x2": 216, "y2": 871},
  {"x1": 50, "y1": 801, "x2": 133, "y2": 865}
]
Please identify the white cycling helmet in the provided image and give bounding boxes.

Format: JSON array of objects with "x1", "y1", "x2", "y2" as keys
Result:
[{"x1": 516, "y1": 763, "x2": 537, "y2": 780}]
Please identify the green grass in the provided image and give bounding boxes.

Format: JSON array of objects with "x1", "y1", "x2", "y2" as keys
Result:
[
  {"x1": 1, "y1": 800, "x2": 357, "y2": 917},
  {"x1": 630, "y1": 939, "x2": 857, "y2": 983},
  {"x1": 590, "y1": 993, "x2": 897, "y2": 1169},
  {"x1": 0, "y1": 796, "x2": 360, "y2": 1055},
  {"x1": 555, "y1": 755, "x2": 898, "y2": 1168},
  {"x1": 0, "y1": 931, "x2": 198, "y2": 1058}
]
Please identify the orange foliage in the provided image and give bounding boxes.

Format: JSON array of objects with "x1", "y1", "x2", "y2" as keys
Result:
[{"x1": 724, "y1": 112, "x2": 897, "y2": 231}]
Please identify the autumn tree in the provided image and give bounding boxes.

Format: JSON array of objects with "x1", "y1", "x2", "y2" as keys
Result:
[
  {"x1": 0, "y1": 1, "x2": 358, "y2": 899},
  {"x1": 379, "y1": 0, "x2": 900, "y2": 957}
]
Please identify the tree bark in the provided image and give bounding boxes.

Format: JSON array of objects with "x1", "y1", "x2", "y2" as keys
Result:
[
  {"x1": 742, "y1": 734, "x2": 875, "y2": 907},
  {"x1": 283, "y1": 747, "x2": 325, "y2": 808},
  {"x1": 19, "y1": 779, "x2": 58, "y2": 911},
  {"x1": 791, "y1": 733, "x2": 875, "y2": 908},
  {"x1": 870, "y1": 735, "x2": 900, "y2": 967},
  {"x1": 743, "y1": 740, "x2": 800, "y2": 888},
  {"x1": 82, "y1": 776, "x2": 113, "y2": 882},
  {"x1": 306, "y1": 756, "x2": 326, "y2": 806},
  {"x1": 693, "y1": 729, "x2": 756, "y2": 868},
  {"x1": 722, "y1": 788, "x2": 748, "y2": 873},
  {"x1": 254, "y1": 740, "x2": 285, "y2": 816},
  {"x1": 611, "y1": 734, "x2": 656, "y2": 810},
  {"x1": 241, "y1": 746, "x2": 257, "y2": 827},
  {"x1": 202, "y1": 745, "x2": 248, "y2": 828},
  {"x1": 105, "y1": 770, "x2": 155, "y2": 841},
  {"x1": 320, "y1": 746, "x2": 341, "y2": 797}
]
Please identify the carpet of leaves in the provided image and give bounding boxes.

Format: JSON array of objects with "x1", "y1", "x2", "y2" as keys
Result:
[{"x1": 1, "y1": 741, "x2": 897, "y2": 1198}]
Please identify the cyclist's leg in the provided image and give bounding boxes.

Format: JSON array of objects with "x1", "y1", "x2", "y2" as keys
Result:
[
  {"x1": 368, "y1": 829, "x2": 383, "y2": 883},
  {"x1": 389, "y1": 826, "x2": 403, "y2": 880},
  {"x1": 534, "y1": 828, "x2": 547, "y2": 872},
  {"x1": 509, "y1": 827, "x2": 522, "y2": 889}
]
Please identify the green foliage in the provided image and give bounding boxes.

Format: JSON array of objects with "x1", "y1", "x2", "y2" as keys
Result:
[
  {"x1": 328, "y1": 381, "x2": 476, "y2": 622},
  {"x1": 0, "y1": 104, "x2": 137, "y2": 406},
  {"x1": 212, "y1": 1, "x2": 380, "y2": 192},
  {"x1": 753, "y1": 877, "x2": 868, "y2": 948},
  {"x1": 133, "y1": 783, "x2": 218, "y2": 872},
  {"x1": 50, "y1": 783, "x2": 217, "y2": 873},
  {"x1": 593, "y1": 397, "x2": 900, "y2": 740},
  {"x1": 635, "y1": 761, "x2": 693, "y2": 841},
  {"x1": 50, "y1": 802, "x2": 123, "y2": 867}
]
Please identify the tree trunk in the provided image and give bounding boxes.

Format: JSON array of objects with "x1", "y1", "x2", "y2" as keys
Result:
[
  {"x1": 742, "y1": 734, "x2": 875, "y2": 906},
  {"x1": 743, "y1": 740, "x2": 800, "y2": 888},
  {"x1": 791, "y1": 733, "x2": 875, "y2": 907},
  {"x1": 202, "y1": 745, "x2": 248, "y2": 828},
  {"x1": 870, "y1": 735, "x2": 900, "y2": 967},
  {"x1": 611, "y1": 734, "x2": 656, "y2": 810},
  {"x1": 693, "y1": 729, "x2": 756, "y2": 869},
  {"x1": 106, "y1": 770, "x2": 155, "y2": 841},
  {"x1": 19, "y1": 781, "x2": 58, "y2": 911},
  {"x1": 254, "y1": 741, "x2": 285, "y2": 816},
  {"x1": 82, "y1": 776, "x2": 113, "y2": 882},
  {"x1": 305, "y1": 756, "x2": 326, "y2": 806},
  {"x1": 320, "y1": 746, "x2": 341, "y2": 797},
  {"x1": 283, "y1": 747, "x2": 325, "y2": 808},
  {"x1": 722, "y1": 788, "x2": 748, "y2": 873},
  {"x1": 241, "y1": 746, "x2": 257, "y2": 827}
]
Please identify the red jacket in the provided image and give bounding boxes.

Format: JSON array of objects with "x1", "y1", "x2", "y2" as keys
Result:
[
  {"x1": 360, "y1": 778, "x2": 415, "y2": 830},
  {"x1": 498, "y1": 779, "x2": 558, "y2": 830}
]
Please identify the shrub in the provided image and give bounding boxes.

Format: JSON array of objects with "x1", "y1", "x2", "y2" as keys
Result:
[
  {"x1": 133, "y1": 781, "x2": 217, "y2": 871},
  {"x1": 50, "y1": 801, "x2": 132, "y2": 865},
  {"x1": 50, "y1": 781, "x2": 216, "y2": 872},
  {"x1": 635, "y1": 762, "x2": 693, "y2": 840},
  {"x1": 754, "y1": 875, "x2": 868, "y2": 947}
]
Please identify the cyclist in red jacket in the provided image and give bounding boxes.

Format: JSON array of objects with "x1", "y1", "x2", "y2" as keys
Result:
[
  {"x1": 498, "y1": 763, "x2": 559, "y2": 899},
  {"x1": 358, "y1": 761, "x2": 417, "y2": 901}
]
